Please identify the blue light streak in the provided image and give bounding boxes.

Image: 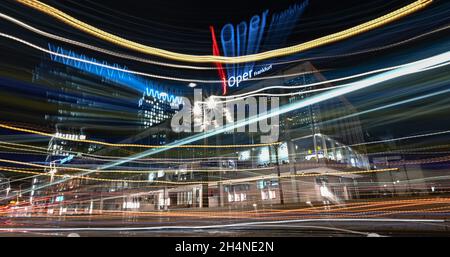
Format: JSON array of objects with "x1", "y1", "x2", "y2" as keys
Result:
[{"x1": 47, "y1": 44, "x2": 182, "y2": 105}]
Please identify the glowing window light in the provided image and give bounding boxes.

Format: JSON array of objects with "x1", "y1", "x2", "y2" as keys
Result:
[
  {"x1": 278, "y1": 142, "x2": 289, "y2": 161},
  {"x1": 18, "y1": 51, "x2": 448, "y2": 195},
  {"x1": 20, "y1": 0, "x2": 432, "y2": 64}
]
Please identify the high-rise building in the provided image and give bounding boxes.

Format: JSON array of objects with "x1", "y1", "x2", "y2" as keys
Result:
[
  {"x1": 281, "y1": 62, "x2": 369, "y2": 169},
  {"x1": 28, "y1": 45, "x2": 184, "y2": 206}
]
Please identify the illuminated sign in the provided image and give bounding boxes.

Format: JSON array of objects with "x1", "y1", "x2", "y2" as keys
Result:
[
  {"x1": 47, "y1": 44, "x2": 182, "y2": 105},
  {"x1": 238, "y1": 150, "x2": 251, "y2": 161},
  {"x1": 210, "y1": 0, "x2": 309, "y2": 94}
]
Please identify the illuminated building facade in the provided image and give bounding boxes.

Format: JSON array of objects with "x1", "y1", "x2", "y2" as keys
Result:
[
  {"x1": 47, "y1": 61, "x2": 371, "y2": 211},
  {"x1": 138, "y1": 88, "x2": 179, "y2": 130},
  {"x1": 0, "y1": 174, "x2": 10, "y2": 201},
  {"x1": 27, "y1": 45, "x2": 184, "y2": 206},
  {"x1": 45, "y1": 44, "x2": 182, "y2": 130}
]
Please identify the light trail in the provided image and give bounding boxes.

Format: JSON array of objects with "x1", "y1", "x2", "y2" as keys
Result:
[
  {"x1": 10, "y1": 51, "x2": 448, "y2": 198},
  {"x1": 0, "y1": 218, "x2": 444, "y2": 232},
  {"x1": 0, "y1": 143, "x2": 449, "y2": 162},
  {"x1": 7, "y1": 197, "x2": 448, "y2": 218},
  {"x1": 0, "y1": 174, "x2": 36, "y2": 186},
  {"x1": 5, "y1": 206, "x2": 449, "y2": 222},
  {"x1": 16, "y1": 181, "x2": 447, "y2": 208},
  {"x1": 5, "y1": 177, "x2": 448, "y2": 208},
  {"x1": 246, "y1": 225, "x2": 378, "y2": 236},
  {"x1": 0, "y1": 18, "x2": 446, "y2": 89},
  {"x1": 2, "y1": 135, "x2": 450, "y2": 164},
  {"x1": 203, "y1": 85, "x2": 347, "y2": 105},
  {"x1": 98, "y1": 51, "x2": 450, "y2": 168},
  {"x1": 342, "y1": 129, "x2": 450, "y2": 148},
  {"x1": 100, "y1": 198, "x2": 450, "y2": 214},
  {"x1": 202, "y1": 61, "x2": 450, "y2": 108},
  {"x1": 6, "y1": 205, "x2": 449, "y2": 222},
  {"x1": 0, "y1": 12, "x2": 212, "y2": 70},
  {"x1": 15, "y1": 0, "x2": 433, "y2": 63},
  {"x1": 58, "y1": 192, "x2": 450, "y2": 219},
  {"x1": 0, "y1": 129, "x2": 449, "y2": 192},
  {"x1": 1, "y1": 12, "x2": 447, "y2": 70},
  {"x1": 1, "y1": 33, "x2": 441, "y2": 153},
  {"x1": 0, "y1": 123, "x2": 281, "y2": 149}
]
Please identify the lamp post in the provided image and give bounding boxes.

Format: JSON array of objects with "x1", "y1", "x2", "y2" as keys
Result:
[{"x1": 49, "y1": 161, "x2": 57, "y2": 183}]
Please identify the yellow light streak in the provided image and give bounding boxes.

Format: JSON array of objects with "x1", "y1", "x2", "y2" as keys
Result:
[{"x1": 16, "y1": 0, "x2": 432, "y2": 64}]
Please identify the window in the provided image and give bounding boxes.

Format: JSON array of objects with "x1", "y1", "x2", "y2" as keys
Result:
[
  {"x1": 269, "y1": 190, "x2": 277, "y2": 199},
  {"x1": 228, "y1": 193, "x2": 234, "y2": 202}
]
